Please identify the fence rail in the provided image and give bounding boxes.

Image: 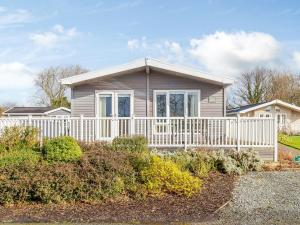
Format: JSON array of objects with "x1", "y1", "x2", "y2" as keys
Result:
[{"x1": 0, "y1": 116, "x2": 278, "y2": 160}]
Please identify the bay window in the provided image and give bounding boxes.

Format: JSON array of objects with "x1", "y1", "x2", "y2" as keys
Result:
[{"x1": 154, "y1": 90, "x2": 200, "y2": 117}]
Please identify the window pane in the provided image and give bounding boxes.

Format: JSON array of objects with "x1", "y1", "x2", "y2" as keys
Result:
[
  {"x1": 156, "y1": 94, "x2": 166, "y2": 117},
  {"x1": 170, "y1": 94, "x2": 184, "y2": 117},
  {"x1": 99, "y1": 95, "x2": 112, "y2": 117},
  {"x1": 188, "y1": 93, "x2": 198, "y2": 117},
  {"x1": 118, "y1": 95, "x2": 130, "y2": 117}
]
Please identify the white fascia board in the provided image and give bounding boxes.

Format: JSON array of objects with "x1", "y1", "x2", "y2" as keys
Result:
[
  {"x1": 61, "y1": 58, "x2": 146, "y2": 85},
  {"x1": 239, "y1": 99, "x2": 300, "y2": 114},
  {"x1": 147, "y1": 58, "x2": 234, "y2": 86},
  {"x1": 45, "y1": 107, "x2": 71, "y2": 114},
  {"x1": 61, "y1": 57, "x2": 234, "y2": 86}
]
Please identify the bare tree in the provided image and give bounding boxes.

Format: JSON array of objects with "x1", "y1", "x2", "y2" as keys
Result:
[
  {"x1": 34, "y1": 65, "x2": 88, "y2": 108},
  {"x1": 265, "y1": 71, "x2": 300, "y2": 105},
  {"x1": 0, "y1": 102, "x2": 16, "y2": 117},
  {"x1": 235, "y1": 67, "x2": 270, "y2": 105}
]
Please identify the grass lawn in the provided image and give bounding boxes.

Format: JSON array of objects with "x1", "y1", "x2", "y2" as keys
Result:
[{"x1": 279, "y1": 135, "x2": 300, "y2": 150}]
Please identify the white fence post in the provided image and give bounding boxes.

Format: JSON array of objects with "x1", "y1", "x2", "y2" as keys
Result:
[
  {"x1": 95, "y1": 116, "x2": 99, "y2": 140},
  {"x1": 184, "y1": 115, "x2": 187, "y2": 150},
  {"x1": 274, "y1": 117, "x2": 278, "y2": 162},
  {"x1": 131, "y1": 114, "x2": 135, "y2": 136},
  {"x1": 28, "y1": 115, "x2": 32, "y2": 127},
  {"x1": 237, "y1": 114, "x2": 241, "y2": 151},
  {"x1": 80, "y1": 115, "x2": 84, "y2": 141}
]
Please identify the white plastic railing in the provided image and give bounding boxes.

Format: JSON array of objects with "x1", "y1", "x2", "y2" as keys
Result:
[{"x1": 0, "y1": 115, "x2": 277, "y2": 153}]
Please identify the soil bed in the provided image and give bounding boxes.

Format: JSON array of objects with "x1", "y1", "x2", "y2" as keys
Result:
[{"x1": 0, "y1": 172, "x2": 235, "y2": 224}]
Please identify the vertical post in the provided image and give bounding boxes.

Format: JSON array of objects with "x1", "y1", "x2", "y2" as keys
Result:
[
  {"x1": 28, "y1": 115, "x2": 32, "y2": 127},
  {"x1": 131, "y1": 114, "x2": 135, "y2": 136},
  {"x1": 95, "y1": 116, "x2": 99, "y2": 140},
  {"x1": 184, "y1": 115, "x2": 187, "y2": 150},
  {"x1": 80, "y1": 114, "x2": 84, "y2": 141},
  {"x1": 274, "y1": 117, "x2": 278, "y2": 162},
  {"x1": 237, "y1": 114, "x2": 240, "y2": 151}
]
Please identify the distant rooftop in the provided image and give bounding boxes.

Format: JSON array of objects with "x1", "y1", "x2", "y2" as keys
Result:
[
  {"x1": 226, "y1": 102, "x2": 267, "y2": 114},
  {"x1": 5, "y1": 106, "x2": 53, "y2": 114}
]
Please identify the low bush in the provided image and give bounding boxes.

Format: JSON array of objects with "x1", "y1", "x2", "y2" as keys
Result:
[
  {"x1": 0, "y1": 149, "x2": 40, "y2": 168},
  {"x1": 162, "y1": 151, "x2": 215, "y2": 177},
  {"x1": 0, "y1": 144, "x2": 141, "y2": 204},
  {"x1": 0, "y1": 126, "x2": 39, "y2": 151},
  {"x1": 43, "y1": 136, "x2": 82, "y2": 162},
  {"x1": 140, "y1": 155, "x2": 202, "y2": 196},
  {"x1": 112, "y1": 136, "x2": 148, "y2": 152},
  {"x1": 208, "y1": 149, "x2": 262, "y2": 175}
]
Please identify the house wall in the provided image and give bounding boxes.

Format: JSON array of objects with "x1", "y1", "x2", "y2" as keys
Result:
[
  {"x1": 241, "y1": 104, "x2": 300, "y2": 134},
  {"x1": 71, "y1": 70, "x2": 225, "y2": 117}
]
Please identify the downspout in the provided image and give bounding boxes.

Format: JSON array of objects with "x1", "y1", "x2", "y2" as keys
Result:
[{"x1": 145, "y1": 58, "x2": 150, "y2": 117}]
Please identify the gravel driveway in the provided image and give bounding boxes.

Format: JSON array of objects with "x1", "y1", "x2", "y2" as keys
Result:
[{"x1": 211, "y1": 171, "x2": 300, "y2": 225}]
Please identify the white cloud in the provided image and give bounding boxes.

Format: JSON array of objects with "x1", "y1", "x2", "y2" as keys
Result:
[
  {"x1": 293, "y1": 51, "x2": 300, "y2": 69},
  {"x1": 127, "y1": 39, "x2": 140, "y2": 50},
  {"x1": 29, "y1": 25, "x2": 79, "y2": 48},
  {"x1": 0, "y1": 8, "x2": 31, "y2": 27},
  {"x1": 0, "y1": 63, "x2": 34, "y2": 91},
  {"x1": 127, "y1": 37, "x2": 184, "y2": 62},
  {"x1": 189, "y1": 31, "x2": 280, "y2": 76},
  {"x1": 164, "y1": 41, "x2": 182, "y2": 58}
]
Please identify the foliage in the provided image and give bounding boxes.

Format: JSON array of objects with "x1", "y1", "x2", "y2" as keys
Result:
[
  {"x1": 0, "y1": 126, "x2": 39, "y2": 151},
  {"x1": 278, "y1": 134, "x2": 300, "y2": 150},
  {"x1": 43, "y1": 136, "x2": 82, "y2": 162},
  {"x1": 0, "y1": 149, "x2": 40, "y2": 168},
  {"x1": 50, "y1": 96, "x2": 70, "y2": 108},
  {"x1": 279, "y1": 151, "x2": 293, "y2": 162},
  {"x1": 140, "y1": 155, "x2": 202, "y2": 196},
  {"x1": 208, "y1": 149, "x2": 262, "y2": 175},
  {"x1": 34, "y1": 65, "x2": 88, "y2": 106},
  {"x1": 161, "y1": 151, "x2": 215, "y2": 177},
  {"x1": 235, "y1": 67, "x2": 270, "y2": 105},
  {"x1": 0, "y1": 143, "x2": 140, "y2": 204},
  {"x1": 112, "y1": 136, "x2": 148, "y2": 152}
]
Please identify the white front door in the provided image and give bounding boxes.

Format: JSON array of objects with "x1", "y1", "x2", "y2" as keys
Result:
[{"x1": 96, "y1": 91, "x2": 133, "y2": 139}]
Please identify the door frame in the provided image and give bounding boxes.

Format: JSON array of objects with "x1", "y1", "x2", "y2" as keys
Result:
[
  {"x1": 95, "y1": 90, "x2": 134, "y2": 140},
  {"x1": 95, "y1": 90, "x2": 134, "y2": 117}
]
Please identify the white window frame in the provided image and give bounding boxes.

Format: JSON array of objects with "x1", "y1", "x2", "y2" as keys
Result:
[
  {"x1": 153, "y1": 90, "x2": 201, "y2": 117},
  {"x1": 259, "y1": 113, "x2": 272, "y2": 118},
  {"x1": 95, "y1": 90, "x2": 134, "y2": 117}
]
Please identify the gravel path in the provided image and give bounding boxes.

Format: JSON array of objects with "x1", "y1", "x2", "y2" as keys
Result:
[{"x1": 212, "y1": 171, "x2": 300, "y2": 225}]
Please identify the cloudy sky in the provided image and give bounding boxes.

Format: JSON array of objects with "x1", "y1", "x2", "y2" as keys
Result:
[{"x1": 1, "y1": 0, "x2": 300, "y2": 105}]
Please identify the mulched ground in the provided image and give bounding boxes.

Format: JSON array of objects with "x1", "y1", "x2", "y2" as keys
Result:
[{"x1": 0, "y1": 172, "x2": 235, "y2": 224}]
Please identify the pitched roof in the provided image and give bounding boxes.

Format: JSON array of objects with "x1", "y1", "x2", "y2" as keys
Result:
[
  {"x1": 227, "y1": 102, "x2": 267, "y2": 114},
  {"x1": 61, "y1": 58, "x2": 234, "y2": 86},
  {"x1": 4, "y1": 107, "x2": 71, "y2": 115},
  {"x1": 227, "y1": 99, "x2": 300, "y2": 115}
]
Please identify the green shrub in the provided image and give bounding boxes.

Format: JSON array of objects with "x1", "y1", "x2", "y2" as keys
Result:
[
  {"x1": 228, "y1": 149, "x2": 263, "y2": 172},
  {"x1": 0, "y1": 149, "x2": 40, "y2": 168},
  {"x1": 140, "y1": 155, "x2": 202, "y2": 196},
  {"x1": 165, "y1": 151, "x2": 215, "y2": 177},
  {"x1": 112, "y1": 136, "x2": 148, "y2": 152},
  {"x1": 0, "y1": 142, "x2": 141, "y2": 204},
  {"x1": 278, "y1": 133, "x2": 289, "y2": 143},
  {"x1": 0, "y1": 126, "x2": 39, "y2": 151},
  {"x1": 208, "y1": 149, "x2": 262, "y2": 175},
  {"x1": 43, "y1": 136, "x2": 82, "y2": 162}
]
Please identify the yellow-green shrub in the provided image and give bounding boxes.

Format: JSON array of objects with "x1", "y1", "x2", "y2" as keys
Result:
[
  {"x1": 0, "y1": 126, "x2": 39, "y2": 151},
  {"x1": 0, "y1": 149, "x2": 40, "y2": 168},
  {"x1": 43, "y1": 136, "x2": 82, "y2": 162},
  {"x1": 112, "y1": 136, "x2": 148, "y2": 152},
  {"x1": 140, "y1": 156, "x2": 202, "y2": 196}
]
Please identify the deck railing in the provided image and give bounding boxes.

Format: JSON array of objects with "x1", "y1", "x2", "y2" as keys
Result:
[{"x1": 0, "y1": 116, "x2": 278, "y2": 160}]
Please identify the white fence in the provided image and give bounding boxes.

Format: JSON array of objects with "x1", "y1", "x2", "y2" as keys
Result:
[{"x1": 0, "y1": 116, "x2": 278, "y2": 159}]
